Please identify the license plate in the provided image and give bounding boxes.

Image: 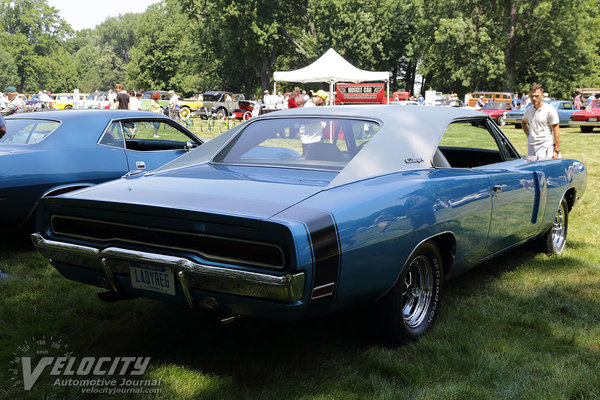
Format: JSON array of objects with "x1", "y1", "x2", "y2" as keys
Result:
[
  {"x1": 589, "y1": 117, "x2": 597, "y2": 122},
  {"x1": 130, "y1": 263, "x2": 175, "y2": 296}
]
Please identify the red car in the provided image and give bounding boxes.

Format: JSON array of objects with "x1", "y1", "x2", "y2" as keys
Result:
[
  {"x1": 479, "y1": 101, "x2": 512, "y2": 125},
  {"x1": 569, "y1": 99, "x2": 600, "y2": 133}
]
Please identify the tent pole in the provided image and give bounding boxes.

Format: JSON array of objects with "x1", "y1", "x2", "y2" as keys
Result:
[
  {"x1": 329, "y1": 81, "x2": 334, "y2": 106},
  {"x1": 387, "y1": 81, "x2": 390, "y2": 104}
]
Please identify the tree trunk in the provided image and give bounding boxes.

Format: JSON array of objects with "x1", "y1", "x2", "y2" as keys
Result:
[{"x1": 503, "y1": 0, "x2": 517, "y2": 92}]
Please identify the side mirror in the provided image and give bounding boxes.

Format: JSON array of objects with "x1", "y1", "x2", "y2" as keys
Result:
[{"x1": 185, "y1": 141, "x2": 194, "y2": 152}]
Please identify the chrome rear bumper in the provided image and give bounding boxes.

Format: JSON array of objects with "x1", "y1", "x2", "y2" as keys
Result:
[
  {"x1": 569, "y1": 121, "x2": 600, "y2": 127},
  {"x1": 31, "y1": 233, "x2": 305, "y2": 305}
]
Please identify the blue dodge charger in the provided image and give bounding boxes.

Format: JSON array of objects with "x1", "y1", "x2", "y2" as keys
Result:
[
  {"x1": 0, "y1": 110, "x2": 202, "y2": 232},
  {"x1": 32, "y1": 106, "x2": 586, "y2": 344}
]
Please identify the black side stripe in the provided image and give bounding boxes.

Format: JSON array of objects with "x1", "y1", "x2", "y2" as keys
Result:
[{"x1": 277, "y1": 208, "x2": 340, "y2": 303}]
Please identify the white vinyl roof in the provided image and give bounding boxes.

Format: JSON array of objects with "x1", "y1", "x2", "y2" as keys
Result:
[{"x1": 273, "y1": 48, "x2": 389, "y2": 84}]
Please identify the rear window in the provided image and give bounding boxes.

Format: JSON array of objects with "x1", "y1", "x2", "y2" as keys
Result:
[
  {"x1": 0, "y1": 119, "x2": 60, "y2": 144},
  {"x1": 203, "y1": 94, "x2": 222, "y2": 102},
  {"x1": 214, "y1": 118, "x2": 380, "y2": 171}
]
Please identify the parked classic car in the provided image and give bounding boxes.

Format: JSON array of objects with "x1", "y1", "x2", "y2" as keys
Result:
[
  {"x1": 140, "y1": 91, "x2": 203, "y2": 116},
  {"x1": 569, "y1": 99, "x2": 600, "y2": 132},
  {"x1": 83, "y1": 91, "x2": 112, "y2": 110},
  {"x1": 478, "y1": 101, "x2": 512, "y2": 125},
  {"x1": 0, "y1": 110, "x2": 202, "y2": 232},
  {"x1": 196, "y1": 91, "x2": 245, "y2": 119},
  {"x1": 32, "y1": 106, "x2": 586, "y2": 344},
  {"x1": 504, "y1": 100, "x2": 576, "y2": 129}
]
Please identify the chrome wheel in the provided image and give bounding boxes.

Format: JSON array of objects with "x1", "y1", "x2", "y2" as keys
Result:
[
  {"x1": 551, "y1": 201, "x2": 567, "y2": 253},
  {"x1": 401, "y1": 255, "x2": 434, "y2": 328}
]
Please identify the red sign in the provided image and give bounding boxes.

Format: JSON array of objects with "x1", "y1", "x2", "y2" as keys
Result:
[{"x1": 335, "y1": 83, "x2": 386, "y2": 104}]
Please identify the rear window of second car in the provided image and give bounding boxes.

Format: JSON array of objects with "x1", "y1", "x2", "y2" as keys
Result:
[{"x1": 0, "y1": 119, "x2": 61, "y2": 145}]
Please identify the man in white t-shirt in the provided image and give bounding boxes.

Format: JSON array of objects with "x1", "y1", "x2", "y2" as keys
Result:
[{"x1": 522, "y1": 84, "x2": 560, "y2": 160}]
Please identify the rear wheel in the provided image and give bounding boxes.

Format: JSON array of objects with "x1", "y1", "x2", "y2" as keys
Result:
[
  {"x1": 580, "y1": 126, "x2": 593, "y2": 133},
  {"x1": 376, "y1": 242, "x2": 443, "y2": 345},
  {"x1": 243, "y1": 111, "x2": 252, "y2": 121},
  {"x1": 540, "y1": 198, "x2": 568, "y2": 254},
  {"x1": 514, "y1": 123, "x2": 522, "y2": 129}
]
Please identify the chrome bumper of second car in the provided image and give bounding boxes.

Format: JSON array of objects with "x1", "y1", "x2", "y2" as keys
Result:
[
  {"x1": 31, "y1": 233, "x2": 305, "y2": 305},
  {"x1": 502, "y1": 116, "x2": 522, "y2": 124},
  {"x1": 569, "y1": 121, "x2": 600, "y2": 127}
]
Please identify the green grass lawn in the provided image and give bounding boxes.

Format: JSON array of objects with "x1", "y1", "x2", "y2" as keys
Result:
[{"x1": 1, "y1": 124, "x2": 599, "y2": 400}]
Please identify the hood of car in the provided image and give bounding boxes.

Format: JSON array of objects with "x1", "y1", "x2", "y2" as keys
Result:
[
  {"x1": 62, "y1": 163, "x2": 336, "y2": 220},
  {"x1": 571, "y1": 108, "x2": 600, "y2": 116}
]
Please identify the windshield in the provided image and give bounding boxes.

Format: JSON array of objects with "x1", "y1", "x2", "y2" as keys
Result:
[
  {"x1": 0, "y1": 119, "x2": 60, "y2": 144},
  {"x1": 214, "y1": 117, "x2": 380, "y2": 171},
  {"x1": 588, "y1": 100, "x2": 600, "y2": 110},
  {"x1": 482, "y1": 102, "x2": 507, "y2": 110}
]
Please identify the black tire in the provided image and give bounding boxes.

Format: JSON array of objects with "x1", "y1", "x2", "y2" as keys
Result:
[
  {"x1": 376, "y1": 241, "x2": 443, "y2": 345},
  {"x1": 580, "y1": 126, "x2": 593, "y2": 133},
  {"x1": 514, "y1": 123, "x2": 522, "y2": 129},
  {"x1": 539, "y1": 198, "x2": 568, "y2": 254}
]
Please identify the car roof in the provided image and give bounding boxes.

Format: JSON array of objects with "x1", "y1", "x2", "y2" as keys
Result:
[
  {"x1": 158, "y1": 105, "x2": 487, "y2": 188},
  {"x1": 6, "y1": 109, "x2": 168, "y2": 121},
  {"x1": 203, "y1": 91, "x2": 233, "y2": 96}
]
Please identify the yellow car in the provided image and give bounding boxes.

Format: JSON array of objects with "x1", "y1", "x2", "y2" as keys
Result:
[{"x1": 52, "y1": 93, "x2": 89, "y2": 110}]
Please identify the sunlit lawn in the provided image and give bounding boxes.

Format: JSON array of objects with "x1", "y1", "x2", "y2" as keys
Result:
[{"x1": 0, "y1": 122, "x2": 598, "y2": 399}]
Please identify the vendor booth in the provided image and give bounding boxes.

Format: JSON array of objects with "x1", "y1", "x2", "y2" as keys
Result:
[{"x1": 273, "y1": 48, "x2": 390, "y2": 105}]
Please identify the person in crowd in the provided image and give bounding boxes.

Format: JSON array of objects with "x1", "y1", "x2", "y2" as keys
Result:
[
  {"x1": 313, "y1": 90, "x2": 328, "y2": 106},
  {"x1": 282, "y1": 92, "x2": 290, "y2": 109},
  {"x1": 114, "y1": 83, "x2": 129, "y2": 110},
  {"x1": 39, "y1": 90, "x2": 52, "y2": 109},
  {"x1": 522, "y1": 84, "x2": 560, "y2": 160},
  {"x1": 275, "y1": 91, "x2": 284, "y2": 109},
  {"x1": 263, "y1": 90, "x2": 272, "y2": 109},
  {"x1": 288, "y1": 87, "x2": 302, "y2": 108},
  {"x1": 0, "y1": 92, "x2": 6, "y2": 109},
  {"x1": 417, "y1": 94, "x2": 424, "y2": 105},
  {"x1": 302, "y1": 90, "x2": 310, "y2": 104},
  {"x1": 1, "y1": 86, "x2": 27, "y2": 116},
  {"x1": 149, "y1": 92, "x2": 163, "y2": 137},
  {"x1": 573, "y1": 92, "x2": 582, "y2": 110},
  {"x1": 475, "y1": 95, "x2": 485, "y2": 108},
  {"x1": 168, "y1": 90, "x2": 179, "y2": 120},
  {"x1": 0, "y1": 113, "x2": 6, "y2": 139},
  {"x1": 128, "y1": 90, "x2": 142, "y2": 110},
  {"x1": 587, "y1": 94, "x2": 596, "y2": 107},
  {"x1": 107, "y1": 88, "x2": 117, "y2": 109}
]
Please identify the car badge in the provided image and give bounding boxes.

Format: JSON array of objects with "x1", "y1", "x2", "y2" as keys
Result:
[{"x1": 405, "y1": 158, "x2": 424, "y2": 164}]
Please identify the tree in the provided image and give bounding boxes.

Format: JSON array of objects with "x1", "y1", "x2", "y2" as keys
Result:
[{"x1": 0, "y1": 0, "x2": 72, "y2": 91}]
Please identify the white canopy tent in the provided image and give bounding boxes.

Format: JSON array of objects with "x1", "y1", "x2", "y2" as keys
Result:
[{"x1": 273, "y1": 48, "x2": 390, "y2": 105}]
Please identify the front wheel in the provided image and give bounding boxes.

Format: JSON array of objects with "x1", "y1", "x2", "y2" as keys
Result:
[
  {"x1": 498, "y1": 116, "x2": 505, "y2": 126},
  {"x1": 539, "y1": 198, "x2": 569, "y2": 254},
  {"x1": 376, "y1": 242, "x2": 443, "y2": 345},
  {"x1": 179, "y1": 106, "x2": 191, "y2": 120}
]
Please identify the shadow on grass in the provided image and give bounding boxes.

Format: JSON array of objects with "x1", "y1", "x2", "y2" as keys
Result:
[{"x1": 3, "y1": 239, "x2": 599, "y2": 399}]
